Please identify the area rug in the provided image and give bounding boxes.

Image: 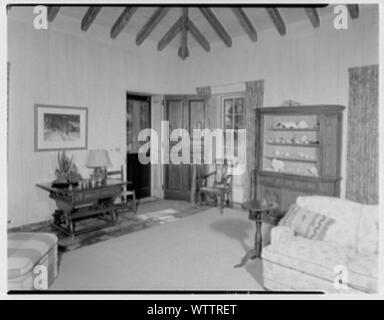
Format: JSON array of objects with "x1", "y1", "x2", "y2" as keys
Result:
[
  {"x1": 51, "y1": 207, "x2": 264, "y2": 291},
  {"x1": 137, "y1": 208, "x2": 180, "y2": 223},
  {"x1": 12, "y1": 200, "x2": 207, "y2": 253}
]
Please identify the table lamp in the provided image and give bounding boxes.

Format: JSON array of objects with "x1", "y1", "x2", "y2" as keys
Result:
[{"x1": 86, "y1": 149, "x2": 112, "y2": 184}]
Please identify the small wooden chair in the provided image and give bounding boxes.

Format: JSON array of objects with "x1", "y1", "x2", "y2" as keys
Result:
[
  {"x1": 107, "y1": 165, "x2": 137, "y2": 214},
  {"x1": 197, "y1": 159, "x2": 234, "y2": 214}
]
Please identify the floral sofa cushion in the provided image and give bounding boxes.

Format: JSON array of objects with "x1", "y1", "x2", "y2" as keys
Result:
[
  {"x1": 348, "y1": 254, "x2": 378, "y2": 293},
  {"x1": 356, "y1": 205, "x2": 379, "y2": 255},
  {"x1": 279, "y1": 204, "x2": 335, "y2": 240},
  {"x1": 296, "y1": 196, "x2": 362, "y2": 251},
  {"x1": 263, "y1": 236, "x2": 378, "y2": 293},
  {"x1": 262, "y1": 235, "x2": 355, "y2": 283},
  {"x1": 263, "y1": 196, "x2": 379, "y2": 293}
]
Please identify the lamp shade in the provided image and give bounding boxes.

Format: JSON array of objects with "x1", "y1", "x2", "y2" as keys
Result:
[{"x1": 86, "y1": 149, "x2": 112, "y2": 168}]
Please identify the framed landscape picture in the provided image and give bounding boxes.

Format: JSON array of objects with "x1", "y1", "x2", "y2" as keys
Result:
[{"x1": 34, "y1": 104, "x2": 88, "y2": 151}]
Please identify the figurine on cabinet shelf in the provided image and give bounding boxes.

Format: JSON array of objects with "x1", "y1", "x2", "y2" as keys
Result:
[
  {"x1": 272, "y1": 121, "x2": 284, "y2": 129},
  {"x1": 300, "y1": 135, "x2": 310, "y2": 144},
  {"x1": 297, "y1": 120, "x2": 309, "y2": 129},
  {"x1": 308, "y1": 167, "x2": 319, "y2": 177},
  {"x1": 271, "y1": 159, "x2": 285, "y2": 171},
  {"x1": 272, "y1": 121, "x2": 297, "y2": 129},
  {"x1": 281, "y1": 100, "x2": 302, "y2": 107}
]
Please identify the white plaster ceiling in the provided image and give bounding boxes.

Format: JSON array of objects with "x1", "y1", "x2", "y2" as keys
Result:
[{"x1": 59, "y1": 6, "x2": 335, "y2": 48}]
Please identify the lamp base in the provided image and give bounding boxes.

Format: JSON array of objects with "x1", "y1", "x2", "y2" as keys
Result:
[{"x1": 92, "y1": 167, "x2": 107, "y2": 185}]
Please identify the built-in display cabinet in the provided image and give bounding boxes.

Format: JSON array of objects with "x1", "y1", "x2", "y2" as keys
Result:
[{"x1": 255, "y1": 105, "x2": 345, "y2": 214}]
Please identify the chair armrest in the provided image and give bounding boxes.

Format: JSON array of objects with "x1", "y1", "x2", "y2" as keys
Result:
[
  {"x1": 202, "y1": 171, "x2": 216, "y2": 179},
  {"x1": 270, "y1": 226, "x2": 295, "y2": 245},
  {"x1": 200, "y1": 172, "x2": 216, "y2": 186}
]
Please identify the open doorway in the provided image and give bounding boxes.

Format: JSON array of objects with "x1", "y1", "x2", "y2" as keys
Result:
[{"x1": 126, "y1": 92, "x2": 151, "y2": 199}]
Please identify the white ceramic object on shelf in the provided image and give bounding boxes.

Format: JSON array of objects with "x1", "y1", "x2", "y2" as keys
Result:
[{"x1": 271, "y1": 159, "x2": 284, "y2": 171}]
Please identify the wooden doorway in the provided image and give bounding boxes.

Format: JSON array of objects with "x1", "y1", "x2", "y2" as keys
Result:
[
  {"x1": 126, "y1": 93, "x2": 151, "y2": 199},
  {"x1": 163, "y1": 95, "x2": 206, "y2": 201}
]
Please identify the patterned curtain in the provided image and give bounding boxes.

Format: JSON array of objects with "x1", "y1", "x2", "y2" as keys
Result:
[
  {"x1": 346, "y1": 65, "x2": 378, "y2": 204},
  {"x1": 194, "y1": 86, "x2": 212, "y2": 201},
  {"x1": 244, "y1": 80, "x2": 264, "y2": 201}
]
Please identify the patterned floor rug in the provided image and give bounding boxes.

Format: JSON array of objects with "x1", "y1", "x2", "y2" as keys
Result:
[{"x1": 11, "y1": 199, "x2": 209, "y2": 253}]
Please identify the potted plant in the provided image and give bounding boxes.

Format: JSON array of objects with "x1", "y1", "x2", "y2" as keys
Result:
[{"x1": 52, "y1": 151, "x2": 82, "y2": 188}]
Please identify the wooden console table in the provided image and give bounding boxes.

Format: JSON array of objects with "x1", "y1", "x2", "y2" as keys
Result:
[{"x1": 36, "y1": 180, "x2": 129, "y2": 237}]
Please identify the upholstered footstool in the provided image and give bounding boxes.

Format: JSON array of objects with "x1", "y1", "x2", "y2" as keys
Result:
[{"x1": 8, "y1": 232, "x2": 58, "y2": 290}]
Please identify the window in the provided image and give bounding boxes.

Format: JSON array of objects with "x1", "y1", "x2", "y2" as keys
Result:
[{"x1": 223, "y1": 96, "x2": 245, "y2": 157}]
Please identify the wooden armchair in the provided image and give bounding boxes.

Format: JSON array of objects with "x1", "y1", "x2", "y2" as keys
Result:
[
  {"x1": 107, "y1": 165, "x2": 137, "y2": 214},
  {"x1": 197, "y1": 159, "x2": 233, "y2": 214}
]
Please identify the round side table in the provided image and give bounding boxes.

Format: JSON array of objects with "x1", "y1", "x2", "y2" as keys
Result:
[{"x1": 235, "y1": 200, "x2": 278, "y2": 268}]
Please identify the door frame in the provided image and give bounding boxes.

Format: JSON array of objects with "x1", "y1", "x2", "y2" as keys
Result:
[
  {"x1": 163, "y1": 95, "x2": 207, "y2": 201},
  {"x1": 163, "y1": 95, "x2": 190, "y2": 200},
  {"x1": 126, "y1": 91, "x2": 152, "y2": 198}
]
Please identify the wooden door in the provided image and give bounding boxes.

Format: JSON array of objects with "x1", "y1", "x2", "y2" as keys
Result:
[
  {"x1": 126, "y1": 93, "x2": 151, "y2": 199},
  {"x1": 164, "y1": 95, "x2": 206, "y2": 201}
]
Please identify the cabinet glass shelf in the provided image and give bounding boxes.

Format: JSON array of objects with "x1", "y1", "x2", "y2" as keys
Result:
[
  {"x1": 262, "y1": 113, "x2": 320, "y2": 177},
  {"x1": 265, "y1": 156, "x2": 318, "y2": 164},
  {"x1": 256, "y1": 105, "x2": 345, "y2": 212},
  {"x1": 268, "y1": 128, "x2": 320, "y2": 132},
  {"x1": 266, "y1": 142, "x2": 320, "y2": 148}
]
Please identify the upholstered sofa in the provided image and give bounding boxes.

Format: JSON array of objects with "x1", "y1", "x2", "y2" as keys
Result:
[
  {"x1": 262, "y1": 196, "x2": 378, "y2": 293},
  {"x1": 8, "y1": 232, "x2": 58, "y2": 290}
]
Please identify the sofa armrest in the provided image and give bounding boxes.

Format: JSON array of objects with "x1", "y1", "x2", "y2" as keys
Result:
[{"x1": 270, "y1": 226, "x2": 295, "y2": 245}]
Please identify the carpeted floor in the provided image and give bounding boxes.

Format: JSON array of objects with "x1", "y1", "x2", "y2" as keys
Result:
[{"x1": 51, "y1": 207, "x2": 265, "y2": 291}]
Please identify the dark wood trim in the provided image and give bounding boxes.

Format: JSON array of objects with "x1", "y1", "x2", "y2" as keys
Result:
[
  {"x1": 178, "y1": 8, "x2": 189, "y2": 60},
  {"x1": 110, "y1": 7, "x2": 138, "y2": 39},
  {"x1": 258, "y1": 105, "x2": 345, "y2": 114},
  {"x1": 126, "y1": 93, "x2": 152, "y2": 198},
  {"x1": 126, "y1": 92, "x2": 151, "y2": 103},
  {"x1": 136, "y1": 7, "x2": 171, "y2": 45},
  {"x1": 347, "y1": 5, "x2": 359, "y2": 19},
  {"x1": 187, "y1": 18, "x2": 210, "y2": 52},
  {"x1": 199, "y1": 7, "x2": 232, "y2": 47},
  {"x1": 304, "y1": 7, "x2": 320, "y2": 28},
  {"x1": 231, "y1": 8, "x2": 257, "y2": 41},
  {"x1": 47, "y1": 6, "x2": 60, "y2": 22},
  {"x1": 81, "y1": 6, "x2": 102, "y2": 31},
  {"x1": 265, "y1": 7, "x2": 286, "y2": 36},
  {"x1": 158, "y1": 17, "x2": 182, "y2": 51}
]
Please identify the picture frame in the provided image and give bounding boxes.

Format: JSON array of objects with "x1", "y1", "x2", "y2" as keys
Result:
[{"x1": 34, "y1": 104, "x2": 88, "y2": 151}]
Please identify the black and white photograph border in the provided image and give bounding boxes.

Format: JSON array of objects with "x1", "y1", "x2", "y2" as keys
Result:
[{"x1": 1, "y1": 0, "x2": 384, "y2": 300}]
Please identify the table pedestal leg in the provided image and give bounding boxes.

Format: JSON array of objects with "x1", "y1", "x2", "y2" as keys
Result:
[
  {"x1": 234, "y1": 210, "x2": 263, "y2": 268},
  {"x1": 254, "y1": 211, "x2": 262, "y2": 258}
]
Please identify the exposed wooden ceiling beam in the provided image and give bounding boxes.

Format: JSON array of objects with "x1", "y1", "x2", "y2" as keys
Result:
[
  {"x1": 81, "y1": 6, "x2": 102, "y2": 32},
  {"x1": 304, "y1": 7, "x2": 320, "y2": 28},
  {"x1": 136, "y1": 7, "x2": 171, "y2": 46},
  {"x1": 178, "y1": 8, "x2": 189, "y2": 60},
  {"x1": 199, "y1": 7, "x2": 232, "y2": 47},
  {"x1": 47, "y1": 6, "x2": 60, "y2": 22},
  {"x1": 265, "y1": 7, "x2": 286, "y2": 36},
  {"x1": 231, "y1": 8, "x2": 257, "y2": 42},
  {"x1": 158, "y1": 18, "x2": 182, "y2": 51},
  {"x1": 110, "y1": 7, "x2": 138, "y2": 39},
  {"x1": 347, "y1": 5, "x2": 359, "y2": 19},
  {"x1": 187, "y1": 19, "x2": 210, "y2": 52}
]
